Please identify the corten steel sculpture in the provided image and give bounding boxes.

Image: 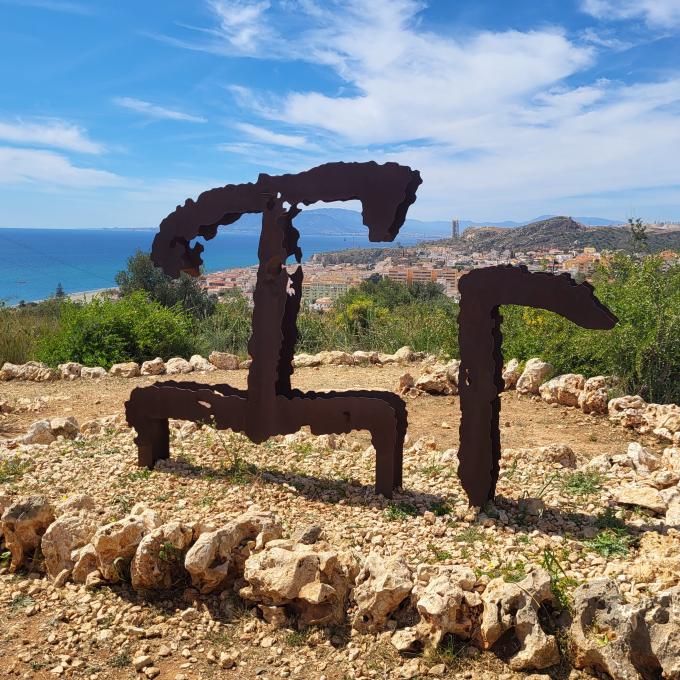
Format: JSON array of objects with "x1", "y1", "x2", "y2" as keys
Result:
[
  {"x1": 125, "y1": 161, "x2": 421, "y2": 497},
  {"x1": 456, "y1": 266, "x2": 617, "y2": 507}
]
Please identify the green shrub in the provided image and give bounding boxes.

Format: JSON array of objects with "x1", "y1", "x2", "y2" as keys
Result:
[
  {"x1": 37, "y1": 292, "x2": 194, "y2": 368},
  {"x1": 0, "y1": 300, "x2": 61, "y2": 365},
  {"x1": 196, "y1": 291, "x2": 252, "y2": 357},
  {"x1": 501, "y1": 254, "x2": 680, "y2": 403}
]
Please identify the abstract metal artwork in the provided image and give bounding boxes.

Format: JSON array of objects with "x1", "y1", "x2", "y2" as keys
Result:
[
  {"x1": 124, "y1": 160, "x2": 617, "y2": 505},
  {"x1": 456, "y1": 266, "x2": 617, "y2": 506},
  {"x1": 125, "y1": 162, "x2": 421, "y2": 497}
]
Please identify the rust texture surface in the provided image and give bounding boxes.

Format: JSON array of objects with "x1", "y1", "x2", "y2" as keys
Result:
[
  {"x1": 126, "y1": 162, "x2": 421, "y2": 497},
  {"x1": 457, "y1": 266, "x2": 617, "y2": 506}
]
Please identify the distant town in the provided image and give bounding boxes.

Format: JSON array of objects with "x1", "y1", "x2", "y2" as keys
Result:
[{"x1": 200, "y1": 216, "x2": 680, "y2": 311}]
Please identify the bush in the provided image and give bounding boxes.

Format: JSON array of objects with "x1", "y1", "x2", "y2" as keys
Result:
[
  {"x1": 195, "y1": 291, "x2": 253, "y2": 357},
  {"x1": 0, "y1": 300, "x2": 61, "y2": 365},
  {"x1": 37, "y1": 292, "x2": 195, "y2": 368},
  {"x1": 501, "y1": 254, "x2": 680, "y2": 403},
  {"x1": 116, "y1": 250, "x2": 216, "y2": 319}
]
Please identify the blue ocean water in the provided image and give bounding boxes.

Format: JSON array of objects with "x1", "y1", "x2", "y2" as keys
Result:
[{"x1": 0, "y1": 227, "x2": 419, "y2": 304}]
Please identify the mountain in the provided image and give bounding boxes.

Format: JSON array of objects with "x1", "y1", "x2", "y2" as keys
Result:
[
  {"x1": 224, "y1": 208, "x2": 622, "y2": 238},
  {"x1": 457, "y1": 216, "x2": 680, "y2": 252}
]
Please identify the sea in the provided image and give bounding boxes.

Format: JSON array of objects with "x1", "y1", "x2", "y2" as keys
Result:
[{"x1": 0, "y1": 227, "x2": 421, "y2": 304}]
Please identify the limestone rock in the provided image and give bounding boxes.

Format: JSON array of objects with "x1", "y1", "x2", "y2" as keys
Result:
[
  {"x1": 49, "y1": 416, "x2": 79, "y2": 440},
  {"x1": 1, "y1": 496, "x2": 55, "y2": 571},
  {"x1": 661, "y1": 447, "x2": 680, "y2": 474},
  {"x1": 352, "y1": 350, "x2": 379, "y2": 364},
  {"x1": 612, "y1": 484, "x2": 667, "y2": 514},
  {"x1": 71, "y1": 543, "x2": 98, "y2": 584},
  {"x1": 316, "y1": 350, "x2": 355, "y2": 366},
  {"x1": 516, "y1": 359, "x2": 553, "y2": 395},
  {"x1": 352, "y1": 553, "x2": 413, "y2": 632},
  {"x1": 393, "y1": 346, "x2": 415, "y2": 364},
  {"x1": 91, "y1": 505, "x2": 160, "y2": 581},
  {"x1": 131, "y1": 521, "x2": 194, "y2": 591},
  {"x1": 81, "y1": 366, "x2": 107, "y2": 379},
  {"x1": 391, "y1": 627, "x2": 424, "y2": 654},
  {"x1": 140, "y1": 357, "x2": 165, "y2": 376},
  {"x1": 209, "y1": 351, "x2": 241, "y2": 370},
  {"x1": 109, "y1": 362, "x2": 140, "y2": 378},
  {"x1": 579, "y1": 388, "x2": 608, "y2": 415},
  {"x1": 570, "y1": 578, "x2": 645, "y2": 680},
  {"x1": 57, "y1": 494, "x2": 96, "y2": 515},
  {"x1": 608, "y1": 395, "x2": 647, "y2": 428},
  {"x1": 414, "y1": 565, "x2": 482, "y2": 644},
  {"x1": 292, "y1": 353, "x2": 321, "y2": 368},
  {"x1": 630, "y1": 531, "x2": 680, "y2": 590},
  {"x1": 539, "y1": 373, "x2": 585, "y2": 407},
  {"x1": 165, "y1": 357, "x2": 193, "y2": 374},
  {"x1": 397, "y1": 373, "x2": 414, "y2": 394},
  {"x1": 240, "y1": 539, "x2": 352, "y2": 627},
  {"x1": 41, "y1": 511, "x2": 99, "y2": 579},
  {"x1": 504, "y1": 443, "x2": 576, "y2": 468},
  {"x1": 644, "y1": 586, "x2": 680, "y2": 679},
  {"x1": 189, "y1": 354, "x2": 215, "y2": 372},
  {"x1": 414, "y1": 364, "x2": 457, "y2": 396},
  {"x1": 480, "y1": 568, "x2": 559, "y2": 671},
  {"x1": 58, "y1": 362, "x2": 82, "y2": 380},
  {"x1": 502, "y1": 358, "x2": 521, "y2": 389},
  {"x1": 23, "y1": 420, "x2": 56, "y2": 445},
  {"x1": 185, "y1": 510, "x2": 281, "y2": 593},
  {"x1": 627, "y1": 441, "x2": 661, "y2": 474}
]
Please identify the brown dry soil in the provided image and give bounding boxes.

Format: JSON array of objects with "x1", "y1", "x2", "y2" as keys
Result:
[
  {"x1": 0, "y1": 364, "x2": 654, "y2": 453},
  {"x1": 0, "y1": 365, "x2": 661, "y2": 680}
]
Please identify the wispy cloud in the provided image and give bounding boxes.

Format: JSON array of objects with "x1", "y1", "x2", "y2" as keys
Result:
[
  {"x1": 0, "y1": 146, "x2": 121, "y2": 187},
  {"x1": 113, "y1": 97, "x2": 207, "y2": 123},
  {"x1": 0, "y1": 119, "x2": 104, "y2": 154},
  {"x1": 581, "y1": 0, "x2": 680, "y2": 29},
  {"x1": 0, "y1": 0, "x2": 93, "y2": 15},
  {"x1": 234, "y1": 122, "x2": 313, "y2": 148}
]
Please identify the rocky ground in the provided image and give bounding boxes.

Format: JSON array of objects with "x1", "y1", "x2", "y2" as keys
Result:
[{"x1": 1, "y1": 360, "x2": 679, "y2": 680}]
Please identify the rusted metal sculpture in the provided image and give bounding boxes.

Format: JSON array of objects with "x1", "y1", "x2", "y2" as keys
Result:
[
  {"x1": 457, "y1": 266, "x2": 617, "y2": 506},
  {"x1": 125, "y1": 162, "x2": 421, "y2": 497}
]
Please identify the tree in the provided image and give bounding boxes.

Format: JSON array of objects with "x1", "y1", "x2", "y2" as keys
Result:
[
  {"x1": 628, "y1": 217, "x2": 649, "y2": 253},
  {"x1": 115, "y1": 251, "x2": 216, "y2": 319},
  {"x1": 55, "y1": 282, "x2": 66, "y2": 299}
]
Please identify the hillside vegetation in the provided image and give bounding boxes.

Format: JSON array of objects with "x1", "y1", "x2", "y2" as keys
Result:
[{"x1": 1, "y1": 253, "x2": 678, "y2": 403}]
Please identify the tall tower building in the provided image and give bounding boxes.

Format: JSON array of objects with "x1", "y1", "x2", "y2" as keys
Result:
[{"x1": 451, "y1": 218, "x2": 460, "y2": 239}]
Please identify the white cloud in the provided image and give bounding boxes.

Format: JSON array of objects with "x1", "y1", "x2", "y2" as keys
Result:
[
  {"x1": 0, "y1": 147, "x2": 122, "y2": 187},
  {"x1": 234, "y1": 122, "x2": 312, "y2": 148},
  {"x1": 113, "y1": 97, "x2": 207, "y2": 123},
  {"x1": 0, "y1": 119, "x2": 103, "y2": 154},
  {"x1": 203, "y1": 0, "x2": 680, "y2": 220},
  {"x1": 207, "y1": 0, "x2": 272, "y2": 52},
  {"x1": 581, "y1": 0, "x2": 680, "y2": 29}
]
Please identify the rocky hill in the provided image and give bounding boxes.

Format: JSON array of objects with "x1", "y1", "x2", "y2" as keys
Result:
[{"x1": 456, "y1": 216, "x2": 680, "y2": 252}]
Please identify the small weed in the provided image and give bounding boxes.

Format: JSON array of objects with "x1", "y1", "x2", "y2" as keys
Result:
[
  {"x1": 501, "y1": 459, "x2": 519, "y2": 481},
  {"x1": 477, "y1": 560, "x2": 526, "y2": 583},
  {"x1": 588, "y1": 433, "x2": 598, "y2": 442},
  {"x1": 112, "y1": 494, "x2": 132, "y2": 515},
  {"x1": 109, "y1": 652, "x2": 131, "y2": 668},
  {"x1": 563, "y1": 471, "x2": 602, "y2": 496},
  {"x1": 292, "y1": 441, "x2": 314, "y2": 458},
  {"x1": 207, "y1": 630, "x2": 232, "y2": 647},
  {"x1": 0, "y1": 549, "x2": 11, "y2": 567},
  {"x1": 158, "y1": 541, "x2": 181, "y2": 562},
  {"x1": 542, "y1": 548, "x2": 578, "y2": 612},
  {"x1": 285, "y1": 629, "x2": 310, "y2": 647},
  {"x1": 425, "y1": 634, "x2": 469, "y2": 669},
  {"x1": 453, "y1": 527, "x2": 484, "y2": 544},
  {"x1": 10, "y1": 594, "x2": 35, "y2": 611},
  {"x1": 427, "y1": 543, "x2": 452, "y2": 562},
  {"x1": 596, "y1": 507, "x2": 627, "y2": 531},
  {"x1": 127, "y1": 468, "x2": 152, "y2": 482},
  {"x1": 430, "y1": 501, "x2": 452, "y2": 517},
  {"x1": 516, "y1": 534, "x2": 531, "y2": 545},
  {"x1": 384, "y1": 502, "x2": 418, "y2": 521},
  {"x1": 199, "y1": 495, "x2": 215, "y2": 507},
  {"x1": 421, "y1": 463, "x2": 444, "y2": 478},
  {"x1": 0, "y1": 457, "x2": 30, "y2": 483},
  {"x1": 584, "y1": 529, "x2": 632, "y2": 558}
]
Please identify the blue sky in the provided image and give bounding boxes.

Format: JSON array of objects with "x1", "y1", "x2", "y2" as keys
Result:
[{"x1": 1, "y1": 0, "x2": 680, "y2": 227}]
